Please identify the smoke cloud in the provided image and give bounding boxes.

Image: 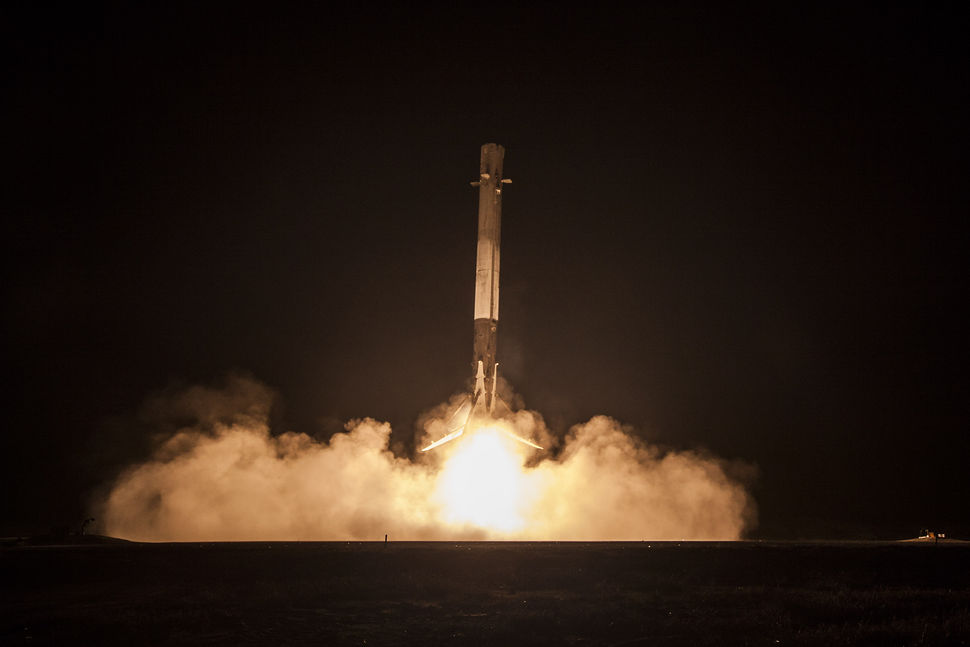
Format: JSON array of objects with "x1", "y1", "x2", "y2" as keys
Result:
[{"x1": 102, "y1": 375, "x2": 756, "y2": 541}]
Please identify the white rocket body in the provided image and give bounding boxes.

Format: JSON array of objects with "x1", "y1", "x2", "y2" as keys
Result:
[
  {"x1": 471, "y1": 143, "x2": 507, "y2": 414},
  {"x1": 420, "y1": 144, "x2": 540, "y2": 453}
]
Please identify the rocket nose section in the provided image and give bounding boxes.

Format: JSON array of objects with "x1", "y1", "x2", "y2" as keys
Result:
[{"x1": 480, "y1": 143, "x2": 505, "y2": 169}]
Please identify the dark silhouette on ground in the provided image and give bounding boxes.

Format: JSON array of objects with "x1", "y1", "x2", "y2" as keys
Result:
[
  {"x1": 3, "y1": 541, "x2": 968, "y2": 645},
  {"x1": 1, "y1": 534, "x2": 130, "y2": 548}
]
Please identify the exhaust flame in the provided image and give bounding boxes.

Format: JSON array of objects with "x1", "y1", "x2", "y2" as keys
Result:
[
  {"x1": 101, "y1": 375, "x2": 756, "y2": 541},
  {"x1": 433, "y1": 424, "x2": 539, "y2": 533}
]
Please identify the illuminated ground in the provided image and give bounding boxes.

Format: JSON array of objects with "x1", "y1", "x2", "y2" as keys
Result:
[{"x1": 3, "y1": 541, "x2": 968, "y2": 645}]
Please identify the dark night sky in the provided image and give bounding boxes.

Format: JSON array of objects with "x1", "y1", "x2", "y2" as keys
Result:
[{"x1": 5, "y1": 4, "x2": 968, "y2": 538}]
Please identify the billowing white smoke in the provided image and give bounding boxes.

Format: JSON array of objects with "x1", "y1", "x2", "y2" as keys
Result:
[{"x1": 102, "y1": 375, "x2": 756, "y2": 541}]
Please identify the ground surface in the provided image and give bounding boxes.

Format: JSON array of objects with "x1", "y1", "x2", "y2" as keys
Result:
[{"x1": 2, "y1": 541, "x2": 969, "y2": 646}]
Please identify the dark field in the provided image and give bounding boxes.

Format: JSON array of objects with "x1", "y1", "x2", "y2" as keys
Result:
[{"x1": 2, "y1": 541, "x2": 969, "y2": 646}]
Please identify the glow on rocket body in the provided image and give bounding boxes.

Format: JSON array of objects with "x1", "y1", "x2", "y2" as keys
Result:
[
  {"x1": 421, "y1": 144, "x2": 540, "y2": 453},
  {"x1": 472, "y1": 143, "x2": 507, "y2": 414}
]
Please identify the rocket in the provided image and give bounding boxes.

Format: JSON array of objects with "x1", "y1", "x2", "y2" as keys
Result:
[
  {"x1": 421, "y1": 144, "x2": 542, "y2": 452},
  {"x1": 471, "y1": 143, "x2": 506, "y2": 416}
]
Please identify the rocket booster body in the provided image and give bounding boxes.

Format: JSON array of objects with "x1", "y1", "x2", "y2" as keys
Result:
[
  {"x1": 420, "y1": 144, "x2": 540, "y2": 453},
  {"x1": 472, "y1": 143, "x2": 508, "y2": 413}
]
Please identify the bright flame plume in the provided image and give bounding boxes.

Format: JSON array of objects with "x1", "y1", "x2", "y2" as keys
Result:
[
  {"x1": 100, "y1": 375, "x2": 756, "y2": 541},
  {"x1": 433, "y1": 424, "x2": 540, "y2": 533}
]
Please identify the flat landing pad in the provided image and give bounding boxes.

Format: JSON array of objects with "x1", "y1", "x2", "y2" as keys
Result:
[{"x1": 3, "y1": 541, "x2": 969, "y2": 645}]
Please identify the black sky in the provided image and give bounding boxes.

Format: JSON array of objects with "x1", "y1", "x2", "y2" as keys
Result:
[{"x1": 5, "y1": 3, "x2": 968, "y2": 538}]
